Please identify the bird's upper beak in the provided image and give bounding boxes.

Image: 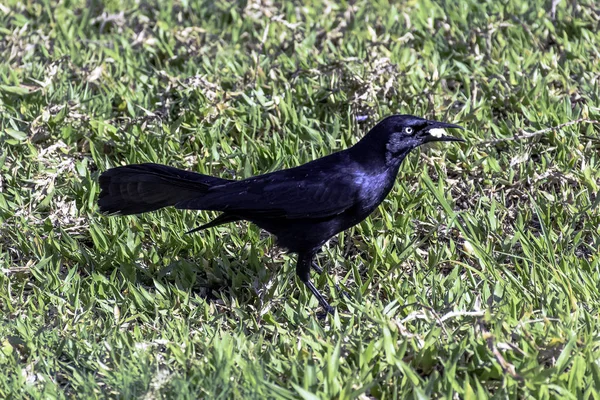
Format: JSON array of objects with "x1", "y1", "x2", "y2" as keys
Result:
[{"x1": 422, "y1": 121, "x2": 465, "y2": 143}]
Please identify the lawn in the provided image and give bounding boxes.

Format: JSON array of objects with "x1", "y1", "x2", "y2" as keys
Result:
[{"x1": 1, "y1": 0, "x2": 600, "y2": 398}]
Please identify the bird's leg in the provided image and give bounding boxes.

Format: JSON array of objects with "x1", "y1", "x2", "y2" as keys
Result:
[
  {"x1": 312, "y1": 260, "x2": 350, "y2": 300},
  {"x1": 311, "y1": 261, "x2": 323, "y2": 274},
  {"x1": 297, "y1": 253, "x2": 334, "y2": 315}
]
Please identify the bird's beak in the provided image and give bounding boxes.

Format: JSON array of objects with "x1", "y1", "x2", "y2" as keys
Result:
[{"x1": 423, "y1": 121, "x2": 465, "y2": 143}]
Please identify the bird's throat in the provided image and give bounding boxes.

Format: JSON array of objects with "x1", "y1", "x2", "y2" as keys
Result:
[{"x1": 385, "y1": 147, "x2": 412, "y2": 168}]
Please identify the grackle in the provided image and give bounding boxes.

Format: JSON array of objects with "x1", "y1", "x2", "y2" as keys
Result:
[{"x1": 98, "y1": 115, "x2": 464, "y2": 315}]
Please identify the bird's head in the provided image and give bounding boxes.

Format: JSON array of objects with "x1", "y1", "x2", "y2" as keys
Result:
[{"x1": 356, "y1": 114, "x2": 464, "y2": 166}]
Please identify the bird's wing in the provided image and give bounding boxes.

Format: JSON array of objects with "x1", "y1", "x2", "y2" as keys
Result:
[{"x1": 175, "y1": 168, "x2": 359, "y2": 219}]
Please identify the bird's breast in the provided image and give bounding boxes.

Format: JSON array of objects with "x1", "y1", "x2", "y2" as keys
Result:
[{"x1": 353, "y1": 169, "x2": 396, "y2": 212}]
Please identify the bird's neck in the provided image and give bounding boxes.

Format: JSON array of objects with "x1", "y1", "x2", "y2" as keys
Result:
[{"x1": 350, "y1": 139, "x2": 411, "y2": 173}]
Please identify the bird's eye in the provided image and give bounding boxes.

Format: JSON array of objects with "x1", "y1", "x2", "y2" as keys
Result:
[{"x1": 405, "y1": 127, "x2": 413, "y2": 134}]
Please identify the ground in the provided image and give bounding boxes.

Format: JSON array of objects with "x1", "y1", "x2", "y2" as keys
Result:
[{"x1": 1, "y1": 0, "x2": 600, "y2": 398}]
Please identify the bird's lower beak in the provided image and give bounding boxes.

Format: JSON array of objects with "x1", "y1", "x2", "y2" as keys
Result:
[{"x1": 423, "y1": 121, "x2": 465, "y2": 143}]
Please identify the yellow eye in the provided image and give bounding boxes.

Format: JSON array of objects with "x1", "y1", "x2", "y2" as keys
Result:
[{"x1": 405, "y1": 127, "x2": 413, "y2": 134}]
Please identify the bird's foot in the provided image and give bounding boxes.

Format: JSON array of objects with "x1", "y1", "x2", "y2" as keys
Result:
[{"x1": 316, "y1": 305, "x2": 335, "y2": 319}]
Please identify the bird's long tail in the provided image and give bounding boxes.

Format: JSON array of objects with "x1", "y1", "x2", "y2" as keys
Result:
[{"x1": 98, "y1": 163, "x2": 230, "y2": 215}]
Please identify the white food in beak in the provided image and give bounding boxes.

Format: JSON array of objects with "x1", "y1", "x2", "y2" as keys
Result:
[{"x1": 428, "y1": 128, "x2": 446, "y2": 138}]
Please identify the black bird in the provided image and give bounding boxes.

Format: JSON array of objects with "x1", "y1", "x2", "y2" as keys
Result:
[{"x1": 98, "y1": 115, "x2": 464, "y2": 314}]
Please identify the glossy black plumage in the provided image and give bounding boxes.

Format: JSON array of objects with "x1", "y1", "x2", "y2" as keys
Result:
[{"x1": 98, "y1": 114, "x2": 464, "y2": 314}]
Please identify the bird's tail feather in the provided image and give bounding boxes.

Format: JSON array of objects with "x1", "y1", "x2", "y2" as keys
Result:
[{"x1": 98, "y1": 163, "x2": 230, "y2": 215}]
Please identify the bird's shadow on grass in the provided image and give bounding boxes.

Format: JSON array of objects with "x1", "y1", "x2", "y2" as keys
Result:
[{"x1": 115, "y1": 246, "x2": 282, "y2": 312}]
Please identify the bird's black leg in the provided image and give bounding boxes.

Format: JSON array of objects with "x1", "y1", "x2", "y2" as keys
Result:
[
  {"x1": 312, "y1": 260, "x2": 350, "y2": 301},
  {"x1": 311, "y1": 261, "x2": 323, "y2": 274},
  {"x1": 297, "y1": 252, "x2": 334, "y2": 315},
  {"x1": 311, "y1": 261, "x2": 350, "y2": 299}
]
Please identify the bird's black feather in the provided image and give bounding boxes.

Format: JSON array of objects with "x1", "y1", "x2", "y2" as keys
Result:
[{"x1": 97, "y1": 115, "x2": 464, "y2": 314}]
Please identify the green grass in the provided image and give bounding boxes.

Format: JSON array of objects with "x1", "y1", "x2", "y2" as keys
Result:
[{"x1": 2, "y1": 0, "x2": 600, "y2": 398}]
